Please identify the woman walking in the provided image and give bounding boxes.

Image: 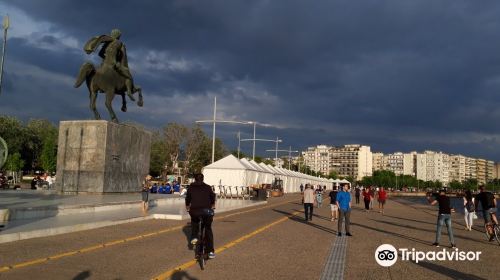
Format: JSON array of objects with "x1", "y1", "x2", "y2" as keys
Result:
[
  {"x1": 463, "y1": 190, "x2": 475, "y2": 231},
  {"x1": 141, "y1": 175, "x2": 152, "y2": 213},
  {"x1": 316, "y1": 186, "x2": 323, "y2": 208},
  {"x1": 363, "y1": 187, "x2": 372, "y2": 211}
]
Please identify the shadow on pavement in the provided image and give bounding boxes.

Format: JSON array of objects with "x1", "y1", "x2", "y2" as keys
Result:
[
  {"x1": 73, "y1": 270, "x2": 91, "y2": 280},
  {"x1": 372, "y1": 219, "x2": 435, "y2": 233},
  {"x1": 413, "y1": 261, "x2": 487, "y2": 280},
  {"x1": 351, "y1": 222, "x2": 430, "y2": 246},
  {"x1": 272, "y1": 209, "x2": 337, "y2": 235},
  {"x1": 182, "y1": 223, "x2": 193, "y2": 250},
  {"x1": 170, "y1": 270, "x2": 199, "y2": 280},
  {"x1": 383, "y1": 214, "x2": 436, "y2": 226},
  {"x1": 372, "y1": 219, "x2": 493, "y2": 246}
]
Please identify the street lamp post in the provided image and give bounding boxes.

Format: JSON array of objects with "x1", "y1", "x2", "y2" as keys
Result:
[
  {"x1": 241, "y1": 137, "x2": 282, "y2": 165},
  {"x1": 266, "y1": 146, "x2": 298, "y2": 170},
  {"x1": 0, "y1": 15, "x2": 10, "y2": 96},
  {"x1": 196, "y1": 96, "x2": 253, "y2": 163}
]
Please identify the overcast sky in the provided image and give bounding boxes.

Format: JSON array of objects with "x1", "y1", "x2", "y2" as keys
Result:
[{"x1": 1, "y1": 0, "x2": 500, "y2": 161}]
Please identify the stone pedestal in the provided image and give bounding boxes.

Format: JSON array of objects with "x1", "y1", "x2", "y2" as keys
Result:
[{"x1": 55, "y1": 120, "x2": 152, "y2": 193}]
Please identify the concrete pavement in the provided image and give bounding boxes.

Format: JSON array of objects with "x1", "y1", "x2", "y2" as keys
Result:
[{"x1": 0, "y1": 194, "x2": 498, "y2": 279}]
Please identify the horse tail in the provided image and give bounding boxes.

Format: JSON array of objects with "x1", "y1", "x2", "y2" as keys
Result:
[{"x1": 74, "y1": 62, "x2": 95, "y2": 88}]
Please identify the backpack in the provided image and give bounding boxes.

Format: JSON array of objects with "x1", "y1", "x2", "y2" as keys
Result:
[{"x1": 465, "y1": 199, "x2": 475, "y2": 212}]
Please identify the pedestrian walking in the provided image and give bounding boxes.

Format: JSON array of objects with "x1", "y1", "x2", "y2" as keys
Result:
[
  {"x1": 329, "y1": 186, "x2": 339, "y2": 221},
  {"x1": 316, "y1": 186, "x2": 323, "y2": 208},
  {"x1": 141, "y1": 175, "x2": 152, "y2": 213},
  {"x1": 427, "y1": 189, "x2": 456, "y2": 248},
  {"x1": 355, "y1": 187, "x2": 360, "y2": 204},
  {"x1": 303, "y1": 185, "x2": 316, "y2": 221},
  {"x1": 336, "y1": 184, "x2": 352, "y2": 236},
  {"x1": 377, "y1": 187, "x2": 388, "y2": 214},
  {"x1": 300, "y1": 184, "x2": 304, "y2": 193},
  {"x1": 463, "y1": 190, "x2": 475, "y2": 231},
  {"x1": 363, "y1": 187, "x2": 371, "y2": 211}
]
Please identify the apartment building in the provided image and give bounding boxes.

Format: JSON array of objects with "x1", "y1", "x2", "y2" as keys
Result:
[
  {"x1": 372, "y1": 152, "x2": 384, "y2": 171},
  {"x1": 382, "y1": 152, "x2": 416, "y2": 176},
  {"x1": 330, "y1": 144, "x2": 372, "y2": 181},
  {"x1": 476, "y1": 158, "x2": 487, "y2": 185},
  {"x1": 302, "y1": 145, "x2": 332, "y2": 175},
  {"x1": 416, "y1": 151, "x2": 450, "y2": 184},
  {"x1": 303, "y1": 144, "x2": 373, "y2": 180},
  {"x1": 495, "y1": 162, "x2": 500, "y2": 179},
  {"x1": 465, "y1": 157, "x2": 477, "y2": 181},
  {"x1": 449, "y1": 155, "x2": 466, "y2": 182}
]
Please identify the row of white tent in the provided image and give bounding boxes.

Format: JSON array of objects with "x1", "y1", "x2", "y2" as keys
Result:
[{"x1": 202, "y1": 155, "x2": 350, "y2": 193}]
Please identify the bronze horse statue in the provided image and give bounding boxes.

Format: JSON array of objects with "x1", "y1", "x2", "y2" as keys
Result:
[{"x1": 74, "y1": 31, "x2": 143, "y2": 123}]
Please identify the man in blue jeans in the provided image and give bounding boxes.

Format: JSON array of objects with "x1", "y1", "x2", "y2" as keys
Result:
[
  {"x1": 336, "y1": 184, "x2": 352, "y2": 237},
  {"x1": 427, "y1": 189, "x2": 456, "y2": 248}
]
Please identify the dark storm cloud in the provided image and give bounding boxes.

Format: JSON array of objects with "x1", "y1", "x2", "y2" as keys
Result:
[{"x1": 3, "y1": 0, "x2": 500, "y2": 160}]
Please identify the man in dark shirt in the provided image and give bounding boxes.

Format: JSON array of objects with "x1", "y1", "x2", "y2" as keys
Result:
[
  {"x1": 427, "y1": 189, "x2": 456, "y2": 248},
  {"x1": 475, "y1": 185, "x2": 498, "y2": 238},
  {"x1": 329, "y1": 187, "x2": 339, "y2": 221},
  {"x1": 185, "y1": 174, "x2": 216, "y2": 259},
  {"x1": 354, "y1": 187, "x2": 361, "y2": 204}
]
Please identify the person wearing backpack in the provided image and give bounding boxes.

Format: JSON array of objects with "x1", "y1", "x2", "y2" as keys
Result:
[{"x1": 463, "y1": 190, "x2": 475, "y2": 231}]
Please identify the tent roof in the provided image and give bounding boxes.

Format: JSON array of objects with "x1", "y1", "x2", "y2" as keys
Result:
[{"x1": 203, "y1": 154, "x2": 248, "y2": 170}]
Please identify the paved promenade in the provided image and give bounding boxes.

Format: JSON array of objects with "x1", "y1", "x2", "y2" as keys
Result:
[{"x1": 0, "y1": 194, "x2": 498, "y2": 279}]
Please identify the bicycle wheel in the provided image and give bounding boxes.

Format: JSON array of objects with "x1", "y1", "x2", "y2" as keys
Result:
[{"x1": 494, "y1": 225, "x2": 500, "y2": 246}]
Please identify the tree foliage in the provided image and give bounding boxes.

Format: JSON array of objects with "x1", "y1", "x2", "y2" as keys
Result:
[{"x1": 0, "y1": 116, "x2": 58, "y2": 172}]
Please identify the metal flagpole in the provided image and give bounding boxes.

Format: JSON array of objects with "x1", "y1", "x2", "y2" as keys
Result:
[{"x1": 0, "y1": 15, "x2": 10, "y2": 96}]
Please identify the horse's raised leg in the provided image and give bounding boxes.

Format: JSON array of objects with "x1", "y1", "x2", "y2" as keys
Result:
[
  {"x1": 90, "y1": 90, "x2": 101, "y2": 120},
  {"x1": 136, "y1": 87, "x2": 143, "y2": 107},
  {"x1": 125, "y1": 79, "x2": 135, "y2": 102},
  {"x1": 105, "y1": 91, "x2": 119, "y2": 123},
  {"x1": 121, "y1": 93, "x2": 127, "y2": 112}
]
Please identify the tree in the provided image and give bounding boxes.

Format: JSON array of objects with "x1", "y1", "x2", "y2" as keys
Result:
[
  {"x1": 184, "y1": 125, "x2": 207, "y2": 174},
  {"x1": 327, "y1": 170, "x2": 338, "y2": 179},
  {"x1": 163, "y1": 123, "x2": 188, "y2": 175},
  {"x1": 149, "y1": 131, "x2": 167, "y2": 177},
  {"x1": 40, "y1": 131, "x2": 58, "y2": 172}
]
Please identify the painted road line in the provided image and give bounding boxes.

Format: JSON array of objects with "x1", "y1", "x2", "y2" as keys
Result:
[
  {"x1": 0, "y1": 197, "x2": 299, "y2": 273},
  {"x1": 152, "y1": 211, "x2": 301, "y2": 280},
  {"x1": 320, "y1": 235, "x2": 348, "y2": 280}
]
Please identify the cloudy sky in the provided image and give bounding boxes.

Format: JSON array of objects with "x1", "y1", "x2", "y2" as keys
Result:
[{"x1": 1, "y1": 0, "x2": 500, "y2": 161}]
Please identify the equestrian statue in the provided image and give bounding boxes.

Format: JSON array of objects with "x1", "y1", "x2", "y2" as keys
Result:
[{"x1": 75, "y1": 29, "x2": 143, "y2": 123}]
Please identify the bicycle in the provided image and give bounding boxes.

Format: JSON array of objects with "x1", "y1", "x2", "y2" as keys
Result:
[
  {"x1": 483, "y1": 211, "x2": 500, "y2": 246},
  {"x1": 194, "y1": 209, "x2": 214, "y2": 270}
]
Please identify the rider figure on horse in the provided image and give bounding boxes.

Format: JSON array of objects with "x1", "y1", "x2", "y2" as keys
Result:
[
  {"x1": 98, "y1": 29, "x2": 133, "y2": 81},
  {"x1": 82, "y1": 29, "x2": 135, "y2": 101}
]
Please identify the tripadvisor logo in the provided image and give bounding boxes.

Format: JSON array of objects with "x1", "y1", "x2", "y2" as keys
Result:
[{"x1": 375, "y1": 244, "x2": 482, "y2": 267}]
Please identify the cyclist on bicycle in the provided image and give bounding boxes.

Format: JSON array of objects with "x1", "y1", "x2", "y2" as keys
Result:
[
  {"x1": 475, "y1": 185, "x2": 498, "y2": 240},
  {"x1": 185, "y1": 173, "x2": 216, "y2": 259}
]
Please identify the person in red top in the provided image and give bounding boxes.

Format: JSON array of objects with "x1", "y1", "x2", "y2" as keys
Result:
[
  {"x1": 377, "y1": 187, "x2": 388, "y2": 214},
  {"x1": 362, "y1": 187, "x2": 372, "y2": 211}
]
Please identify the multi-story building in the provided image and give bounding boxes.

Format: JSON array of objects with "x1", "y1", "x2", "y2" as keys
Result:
[
  {"x1": 476, "y1": 158, "x2": 487, "y2": 185},
  {"x1": 302, "y1": 145, "x2": 332, "y2": 175},
  {"x1": 494, "y1": 162, "x2": 500, "y2": 179},
  {"x1": 416, "y1": 151, "x2": 450, "y2": 184},
  {"x1": 486, "y1": 160, "x2": 494, "y2": 183},
  {"x1": 372, "y1": 152, "x2": 384, "y2": 171},
  {"x1": 330, "y1": 144, "x2": 372, "y2": 181},
  {"x1": 465, "y1": 157, "x2": 477, "y2": 181},
  {"x1": 415, "y1": 153, "x2": 427, "y2": 181},
  {"x1": 449, "y1": 155, "x2": 466, "y2": 183},
  {"x1": 384, "y1": 152, "x2": 404, "y2": 175}
]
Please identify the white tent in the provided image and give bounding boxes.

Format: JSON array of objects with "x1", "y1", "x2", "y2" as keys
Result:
[
  {"x1": 203, "y1": 155, "x2": 255, "y2": 186},
  {"x1": 202, "y1": 155, "x2": 334, "y2": 193}
]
